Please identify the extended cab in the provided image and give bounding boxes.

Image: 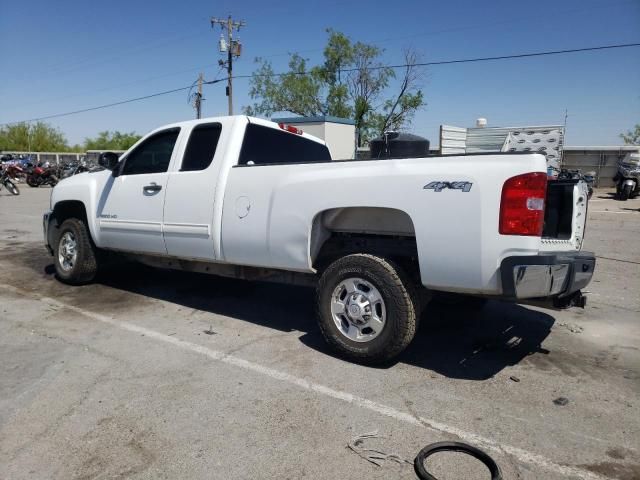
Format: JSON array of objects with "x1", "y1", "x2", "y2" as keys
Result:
[{"x1": 43, "y1": 116, "x2": 595, "y2": 363}]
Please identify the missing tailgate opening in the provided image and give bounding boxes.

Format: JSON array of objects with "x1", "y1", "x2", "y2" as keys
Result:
[{"x1": 543, "y1": 180, "x2": 576, "y2": 240}]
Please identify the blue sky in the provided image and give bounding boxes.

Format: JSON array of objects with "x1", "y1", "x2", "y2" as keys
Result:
[{"x1": 0, "y1": 0, "x2": 638, "y2": 146}]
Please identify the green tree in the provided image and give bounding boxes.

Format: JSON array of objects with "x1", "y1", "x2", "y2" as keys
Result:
[
  {"x1": 244, "y1": 30, "x2": 425, "y2": 146},
  {"x1": 620, "y1": 124, "x2": 640, "y2": 145},
  {"x1": 83, "y1": 131, "x2": 141, "y2": 151},
  {"x1": 0, "y1": 122, "x2": 69, "y2": 151}
]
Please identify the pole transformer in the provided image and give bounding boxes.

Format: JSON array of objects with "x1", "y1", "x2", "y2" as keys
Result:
[{"x1": 211, "y1": 15, "x2": 245, "y2": 116}]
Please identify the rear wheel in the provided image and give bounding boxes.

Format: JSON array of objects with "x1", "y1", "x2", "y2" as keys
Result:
[
  {"x1": 54, "y1": 218, "x2": 99, "y2": 285},
  {"x1": 620, "y1": 184, "x2": 632, "y2": 201},
  {"x1": 316, "y1": 254, "x2": 419, "y2": 364},
  {"x1": 26, "y1": 175, "x2": 39, "y2": 187}
]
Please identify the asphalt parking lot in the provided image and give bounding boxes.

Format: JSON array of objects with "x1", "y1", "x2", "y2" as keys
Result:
[{"x1": 0, "y1": 186, "x2": 638, "y2": 480}]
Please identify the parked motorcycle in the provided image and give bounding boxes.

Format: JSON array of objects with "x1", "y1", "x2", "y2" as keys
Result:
[
  {"x1": 614, "y1": 153, "x2": 640, "y2": 201},
  {"x1": 2, "y1": 162, "x2": 26, "y2": 183},
  {"x1": 557, "y1": 168, "x2": 594, "y2": 199},
  {"x1": 26, "y1": 163, "x2": 59, "y2": 187},
  {"x1": 59, "y1": 159, "x2": 90, "y2": 179},
  {"x1": 0, "y1": 167, "x2": 20, "y2": 195}
]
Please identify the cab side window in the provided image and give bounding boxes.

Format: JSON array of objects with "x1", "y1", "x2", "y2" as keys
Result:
[
  {"x1": 121, "y1": 128, "x2": 180, "y2": 175},
  {"x1": 181, "y1": 123, "x2": 222, "y2": 171}
]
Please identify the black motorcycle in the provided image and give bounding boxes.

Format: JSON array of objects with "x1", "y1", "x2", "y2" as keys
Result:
[{"x1": 59, "y1": 160, "x2": 90, "y2": 179}]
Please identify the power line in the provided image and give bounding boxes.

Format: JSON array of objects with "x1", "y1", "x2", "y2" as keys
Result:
[
  {"x1": 5, "y1": 81, "x2": 225, "y2": 125},
  {"x1": 237, "y1": 42, "x2": 640, "y2": 79},
  {"x1": 2, "y1": 42, "x2": 638, "y2": 126}
]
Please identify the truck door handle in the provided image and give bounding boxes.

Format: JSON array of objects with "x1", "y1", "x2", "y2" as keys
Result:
[{"x1": 143, "y1": 183, "x2": 162, "y2": 194}]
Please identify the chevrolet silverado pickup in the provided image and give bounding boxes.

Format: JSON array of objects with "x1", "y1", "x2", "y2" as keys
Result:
[{"x1": 43, "y1": 116, "x2": 595, "y2": 363}]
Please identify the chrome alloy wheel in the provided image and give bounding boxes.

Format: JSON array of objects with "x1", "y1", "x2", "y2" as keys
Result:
[
  {"x1": 58, "y1": 232, "x2": 78, "y2": 272},
  {"x1": 330, "y1": 277, "x2": 386, "y2": 342}
]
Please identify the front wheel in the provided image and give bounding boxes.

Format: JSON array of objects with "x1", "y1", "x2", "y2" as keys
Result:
[
  {"x1": 4, "y1": 179, "x2": 19, "y2": 195},
  {"x1": 54, "y1": 218, "x2": 99, "y2": 285},
  {"x1": 316, "y1": 254, "x2": 419, "y2": 364}
]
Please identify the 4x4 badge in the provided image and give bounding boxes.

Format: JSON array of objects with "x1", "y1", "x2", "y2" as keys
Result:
[{"x1": 423, "y1": 181, "x2": 473, "y2": 192}]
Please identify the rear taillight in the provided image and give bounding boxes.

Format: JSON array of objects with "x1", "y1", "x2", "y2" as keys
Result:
[{"x1": 499, "y1": 172, "x2": 547, "y2": 236}]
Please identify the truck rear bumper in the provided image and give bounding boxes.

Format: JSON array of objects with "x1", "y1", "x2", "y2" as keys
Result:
[{"x1": 500, "y1": 251, "x2": 595, "y2": 303}]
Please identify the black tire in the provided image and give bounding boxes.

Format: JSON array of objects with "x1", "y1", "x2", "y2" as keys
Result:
[
  {"x1": 620, "y1": 184, "x2": 632, "y2": 201},
  {"x1": 54, "y1": 218, "x2": 99, "y2": 285},
  {"x1": 414, "y1": 442, "x2": 503, "y2": 480},
  {"x1": 316, "y1": 254, "x2": 419, "y2": 364},
  {"x1": 26, "y1": 175, "x2": 39, "y2": 187},
  {"x1": 4, "y1": 179, "x2": 19, "y2": 195}
]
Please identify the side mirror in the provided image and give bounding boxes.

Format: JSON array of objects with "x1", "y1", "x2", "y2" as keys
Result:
[{"x1": 98, "y1": 152, "x2": 120, "y2": 171}]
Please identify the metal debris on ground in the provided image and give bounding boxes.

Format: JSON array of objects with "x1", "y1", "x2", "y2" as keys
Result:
[
  {"x1": 203, "y1": 326, "x2": 217, "y2": 335},
  {"x1": 509, "y1": 375, "x2": 521, "y2": 382},
  {"x1": 553, "y1": 397, "x2": 570, "y2": 406},
  {"x1": 557, "y1": 322, "x2": 584, "y2": 334},
  {"x1": 347, "y1": 431, "x2": 412, "y2": 467}
]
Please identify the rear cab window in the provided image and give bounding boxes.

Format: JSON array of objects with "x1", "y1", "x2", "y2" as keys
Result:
[
  {"x1": 181, "y1": 123, "x2": 222, "y2": 171},
  {"x1": 239, "y1": 123, "x2": 331, "y2": 165}
]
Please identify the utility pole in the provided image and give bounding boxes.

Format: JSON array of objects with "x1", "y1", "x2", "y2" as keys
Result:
[
  {"x1": 194, "y1": 72, "x2": 203, "y2": 119},
  {"x1": 211, "y1": 15, "x2": 245, "y2": 115},
  {"x1": 561, "y1": 108, "x2": 568, "y2": 168}
]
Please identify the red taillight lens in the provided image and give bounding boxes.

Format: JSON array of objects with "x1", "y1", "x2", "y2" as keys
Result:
[{"x1": 499, "y1": 172, "x2": 547, "y2": 236}]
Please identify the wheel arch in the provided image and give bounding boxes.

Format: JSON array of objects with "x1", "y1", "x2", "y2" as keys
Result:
[
  {"x1": 50, "y1": 200, "x2": 95, "y2": 245},
  {"x1": 309, "y1": 206, "x2": 418, "y2": 271}
]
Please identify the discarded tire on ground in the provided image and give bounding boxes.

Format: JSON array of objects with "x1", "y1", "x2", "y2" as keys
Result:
[{"x1": 414, "y1": 441, "x2": 503, "y2": 480}]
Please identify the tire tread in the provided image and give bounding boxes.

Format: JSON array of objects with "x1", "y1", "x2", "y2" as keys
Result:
[
  {"x1": 55, "y1": 218, "x2": 98, "y2": 285},
  {"x1": 316, "y1": 253, "x2": 419, "y2": 364}
]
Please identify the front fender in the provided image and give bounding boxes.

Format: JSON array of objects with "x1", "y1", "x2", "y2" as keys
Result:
[{"x1": 50, "y1": 170, "x2": 111, "y2": 247}]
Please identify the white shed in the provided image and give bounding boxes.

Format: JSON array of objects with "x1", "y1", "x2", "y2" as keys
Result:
[{"x1": 272, "y1": 116, "x2": 356, "y2": 160}]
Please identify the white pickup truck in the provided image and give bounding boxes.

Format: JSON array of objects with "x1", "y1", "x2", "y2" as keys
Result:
[{"x1": 43, "y1": 116, "x2": 595, "y2": 363}]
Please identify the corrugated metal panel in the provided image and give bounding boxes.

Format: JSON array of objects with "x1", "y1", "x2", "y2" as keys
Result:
[
  {"x1": 440, "y1": 125, "x2": 467, "y2": 155},
  {"x1": 564, "y1": 146, "x2": 639, "y2": 152},
  {"x1": 466, "y1": 125, "x2": 564, "y2": 170},
  {"x1": 466, "y1": 127, "x2": 510, "y2": 152}
]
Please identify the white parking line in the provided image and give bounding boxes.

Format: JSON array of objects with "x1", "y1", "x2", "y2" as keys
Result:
[
  {"x1": 0, "y1": 283, "x2": 609, "y2": 480},
  {"x1": 590, "y1": 210, "x2": 637, "y2": 214}
]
